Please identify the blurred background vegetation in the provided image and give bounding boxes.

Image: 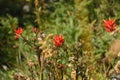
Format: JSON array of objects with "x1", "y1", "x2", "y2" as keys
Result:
[{"x1": 1, "y1": 0, "x2": 120, "y2": 79}]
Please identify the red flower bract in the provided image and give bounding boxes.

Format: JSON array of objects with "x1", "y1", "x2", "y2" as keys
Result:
[
  {"x1": 15, "y1": 27, "x2": 23, "y2": 38},
  {"x1": 53, "y1": 35, "x2": 64, "y2": 47},
  {"x1": 31, "y1": 27, "x2": 39, "y2": 33},
  {"x1": 104, "y1": 19, "x2": 116, "y2": 32},
  {"x1": 58, "y1": 64, "x2": 65, "y2": 69}
]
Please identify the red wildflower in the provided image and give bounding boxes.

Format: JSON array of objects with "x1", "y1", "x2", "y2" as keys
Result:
[
  {"x1": 31, "y1": 27, "x2": 39, "y2": 33},
  {"x1": 35, "y1": 28, "x2": 39, "y2": 33},
  {"x1": 53, "y1": 35, "x2": 64, "y2": 47},
  {"x1": 104, "y1": 19, "x2": 116, "y2": 32},
  {"x1": 15, "y1": 27, "x2": 23, "y2": 38},
  {"x1": 58, "y1": 64, "x2": 65, "y2": 69},
  {"x1": 31, "y1": 27, "x2": 35, "y2": 32}
]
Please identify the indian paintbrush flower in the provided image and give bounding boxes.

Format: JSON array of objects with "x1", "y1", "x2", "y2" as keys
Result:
[
  {"x1": 104, "y1": 19, "x2": 116, "y2": 32},
  {"x1": 53, "y1": 35, "x2": 64, "y2": 47},
  {"x1": 31, "y1": 27, "x2": 39, "y2": 33},
  {"x1": 15, "y1": 27, "x2": 23, "y2": 38}
]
